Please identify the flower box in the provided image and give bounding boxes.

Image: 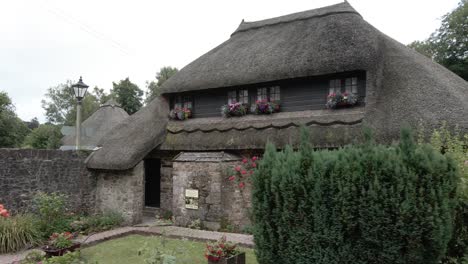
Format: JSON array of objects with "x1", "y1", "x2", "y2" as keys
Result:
[
  {"x1": 169, "y1": 108, "x2": 192, "y2": 120},
  {"x1": 207, "y1": 252, "x2": 246, "y2": 264},
  {"x1": 326, "y1": 92, "x2": 358, "y2": 109},
  {"x1": 221, "y1": 102, "x2": 248, "y2": 118},
  {"x1": 250, "y1": 100, "x2": 280, "y2": 115},
  {"x1": 42, "y1": 243, "x2": 81, "y2": 257}
]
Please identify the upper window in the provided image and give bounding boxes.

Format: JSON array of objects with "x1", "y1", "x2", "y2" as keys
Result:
[
  {"x1": 269, "y1": 86, "x2": 280, "y2": 101},
  {"x1": 228, "y1": 90, "x2": 237, "y2": 104},
  {"x1": 329, "y1": 79, "x2": 341, "y2": 94},
  {"x1": 239, "y1": 89, "x2": 249, "y2": 104},
  {"x1": 257, "y1": 88, "x2": 267, "y2": 101},
  {"x1": 173, "y1": 95, "x2": 193, "y2": 109},
  {"x1": 345, "y1": 77, "x2": 358, "y2": 94}
]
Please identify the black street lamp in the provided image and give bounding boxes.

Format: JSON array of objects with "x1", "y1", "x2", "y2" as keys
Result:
[{"x1": 71, "y1": 76, "x2": 89, "y2": 150}]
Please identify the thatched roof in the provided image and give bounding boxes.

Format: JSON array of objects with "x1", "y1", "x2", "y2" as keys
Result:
[
  {"x1": 86, "y1": 2, "x2": 467, "y2": 170},
  {"x1": 86, "y1": 97, "x2": 169, "y2": 170},
  {"x1": 61, "y1": 99, "x2": 129, "y2": 150}
]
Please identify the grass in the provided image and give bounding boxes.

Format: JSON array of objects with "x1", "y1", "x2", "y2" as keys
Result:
[{"x1": 80, "y1": 234, "x2": 258, "y2": 264}]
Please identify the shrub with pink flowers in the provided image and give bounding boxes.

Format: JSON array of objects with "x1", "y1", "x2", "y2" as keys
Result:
[
  {"x1": 326, "y1": 92, "x2": 358, "y2": 109},
  {"x1": 227, "y1": 156, "x2": 258, "y2": 189},
  {"x1": 0, "y1": 204, "x2": 10, "y2": 218},
  {"x1": 221, "y1": 102, "x2": 248, "y2": 118}
]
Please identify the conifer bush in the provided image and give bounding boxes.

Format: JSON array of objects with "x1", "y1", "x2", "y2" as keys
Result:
[{"x1": 251, "y1": 129, "x2": 460, "y2": 264}]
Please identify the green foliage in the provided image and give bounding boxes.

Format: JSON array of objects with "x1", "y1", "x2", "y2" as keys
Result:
[
  {"x1": 0, "y1": 214, "x2": 42, "y2": 253},
  {"x1": 252, "y1": 128, "x2": 459, "y2": 264},
  {"x1": 138, "y1": 239, "x2": 177, "y2": 264},
  {"x1": 0, "y1": 91, "x2": 30, "y2": 148},
  {"x1": 187, "y1": 219, "x2": 201, "y2": 230},
  {"x1": 23, "y1": 124, "x2": 62, "y2": 149},
  {"x1": 145, "y1": 66, "x2": 178, "y2": 104},
  {"x1": 83, "y1": 211, "x2": 124, "y2": 233},
  {"x1": 408, "y1": 0, "x2": 468, "y2": 80},
  {"x1": 41, "y1": 81, "x2": 108, "y2": 125},
  {"x1": 419, "y1": 124, "x2": 468, "y2": 263},
  {"x1": 33, "y1": 192, "x2": 71, "y2": 237},
  {"x1": 21, "y1": 250, "x2": 45, "y2": 264},
  {"x1": 112, "y1": 77, "x2": 143, "y2": 114},
  {"x1": 43, "y1": 251, "x2": 85, "y2": 264}
]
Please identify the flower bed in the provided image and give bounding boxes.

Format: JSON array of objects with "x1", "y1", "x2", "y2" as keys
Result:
[
  {"x1": 221, "y1": 102, "x2": 248, "y2": 118},
  {"x1": 205, "y1": 235, "x2": 245, "y2": 264},
  {"x1": 169, "y1": 108, "x2": 192, "y2": 120},
  {"x1": 250, "y1": 100, "x2": 280, "y2": 115},
  {"x1": 42, "y1": 231, "x2": 81, "y2": 257},
  {"x1": 326, "y1": 92, "x2": 358, "y2": 109},
  {"x1": 228, "y1": 156, "x2": 258, "y2": 189}
]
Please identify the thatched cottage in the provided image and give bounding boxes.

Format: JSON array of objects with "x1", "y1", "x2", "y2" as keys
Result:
[{"x1": 85, "y1": 2, "x2": 468, "y2": 228}]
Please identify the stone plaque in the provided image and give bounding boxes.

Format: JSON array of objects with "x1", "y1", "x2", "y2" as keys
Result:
[{"x1": 185, "y1": 189, "x2": 199, "y2": 209}]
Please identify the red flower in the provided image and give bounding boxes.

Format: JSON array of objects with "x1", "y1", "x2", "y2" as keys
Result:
[
  {"x1": 252, "y1": 156, "x2": 258, "y2": 161},
  {"x1": 249, "y1": 170, "x2": 254, "y2": 175},
  {"x1": 239, "y1": 182, "x2": 245, "y2": 188},
  {"x1": 235, "y1": 166, "x2": 241, "y2": 172},
  {"x1": 242, "y1": 158, "x2": 248, "y2": 164},
  {"x1": 228, "y1": 176, "x2": 235, "y2": 181},
  {"x1": 241, "y1": 170, "x2": 247, "y2": 175},
  {"x1": 251, "y1": 162, "x2": 257, "y2": 168}
]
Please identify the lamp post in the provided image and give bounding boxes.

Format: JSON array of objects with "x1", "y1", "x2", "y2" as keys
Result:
[{"x1": 71, "y1": 76, "x2": 89, "y2": 150}]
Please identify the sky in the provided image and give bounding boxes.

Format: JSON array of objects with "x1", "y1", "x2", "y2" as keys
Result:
[{"x1": 0, "y1": 0, "x2": 461, "y2": 123}]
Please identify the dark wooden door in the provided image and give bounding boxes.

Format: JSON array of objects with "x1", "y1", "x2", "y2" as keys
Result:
[{"x1": 144, "y1": 159, "x2": 161, "y2": 207}]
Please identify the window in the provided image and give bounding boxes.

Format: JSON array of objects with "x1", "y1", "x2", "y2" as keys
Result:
[
  {"x1": 257, "y1": 88, "x2": 267, "y2": 101},
  {"x1": 238, "y1": 89, "x2": 249, "y2": 104},
  {"x1": 269, "y1": 86, "x2": 280, "y2": 101},
  {"x1": 329, "y1": 79, "x2": 341, "y2": 94},
  {"x1": 228, "y1": 90, "x2": 237, "y2": 104},
  {"x1": 345, "y1": 77, "x2": 358, "y2": 94},
  {"x1": 173, "y1": 95, "x2": 192, "y2": 109}
]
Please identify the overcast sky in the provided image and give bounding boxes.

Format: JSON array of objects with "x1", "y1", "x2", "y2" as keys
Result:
[{"x1": 0, "y1": 0, "x2": 460, "y2": 123}]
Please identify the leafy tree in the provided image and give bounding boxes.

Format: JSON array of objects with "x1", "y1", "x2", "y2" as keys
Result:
[
  {"x1": 0, "y1": 91, "x2": 30, "y2": 148},
  {"x1": 41, "y1": 82, "x2": 107, "y2": 125},
  {"x1": 23, "y1": 124, "x2": 62, "y2": 149},
  {"x1": 112, "y1": 77, "x2": 143, "y2": 114},
  {"x1": 26, "y1": 117, "x2": 40, "y2": 130},
  {"x1": 408, "y1": 0, "x2": 468, "y2": 80},
  {"x1": 145, "y1": 66, "x2": 178, "y2": 104}
]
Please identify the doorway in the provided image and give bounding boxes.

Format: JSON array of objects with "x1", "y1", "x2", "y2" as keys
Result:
[{"x1": 144, "y1": 159, "x2": 161, "y2": 208}]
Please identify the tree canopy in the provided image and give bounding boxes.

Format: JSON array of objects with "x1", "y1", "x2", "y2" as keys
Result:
[
  {"x1": 112, "y1": 77, "x2": 143, "y2": 114},
  {"x1": 0, "y1": 91, "x2": 30, "y2": 148},
  {"x1": 23, "y1": 124, "x2": 62, "y2": 149},
  {"x1": 408, "y1": 0, "x2": 468, "y2": 80},
  {"x1": 145, "y1": 66, "x2": 178, "y2": 104}
]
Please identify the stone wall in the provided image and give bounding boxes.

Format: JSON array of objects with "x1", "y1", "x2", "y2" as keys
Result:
[
  {"x1": 172, "y1": 160, "x2": 251, "y2": 231},
  {"x1": 94, "y1": 161, "x2": 144, "y2": 225},
  {"x1": 160, "y1": 160, "x2": 173, "y2": 212},
  {"x1": 0, "y1": 149, "x2": 95, "y2": 213}
]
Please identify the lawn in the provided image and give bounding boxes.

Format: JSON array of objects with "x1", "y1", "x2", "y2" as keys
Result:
[{"x1": 80, "y1": 234, "x2": 258, "y2": 264}]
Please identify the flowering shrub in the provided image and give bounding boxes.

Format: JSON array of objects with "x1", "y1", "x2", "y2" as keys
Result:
[
  {"x1": 326, "y1": 92, "x2": 358, "y2": 109},
  {"x1": 169, "y1": 108, "x2": 192, "y2": 121},
  {"x1": 250, "y1": 99, "x2": 280, "y2": 114},
  {"x1": 48, "y1": 232, "x2": 74, "y2": 249},
  {"x1": 221, "y1": 102, "x2": 248, "y2": 118},
  {"x1": 0, "y1": 204, "x2": 10, "y2": 218},
  {"x1": 204, "y1": 235, "x2": 239, "y2": 261},
  {"x1": 228, "y1": 156, "x2": 258, "y2": 189}
]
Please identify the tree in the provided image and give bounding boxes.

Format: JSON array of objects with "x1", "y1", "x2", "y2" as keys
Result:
[
  {"x1": 0, "y1": 91, "x2": 30, "y2": 148},
  {"x1": 23, "y1": 124, "x2": 62, "y2": 149},
  {"x1": 41, "y1": 82, "x2": 107, "y2": 125},
  {"x1": 408, "y1": 0, "x2": 468, "y2": 80},
  {"x1": 111, "y1": 77, "x2": 143, "y2": 114},
  {"x1": 145, "y1": 66, "x2": 178, "y2": 104}
]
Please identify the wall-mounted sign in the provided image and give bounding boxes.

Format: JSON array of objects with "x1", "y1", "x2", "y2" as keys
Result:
[{"x1": 185, "y1": 189, "x2": 199, "y2": 209}]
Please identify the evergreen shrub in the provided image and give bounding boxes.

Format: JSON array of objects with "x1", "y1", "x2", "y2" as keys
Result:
[{"x1": 252, "y1": 128, "x2": 460, "y2": 264}]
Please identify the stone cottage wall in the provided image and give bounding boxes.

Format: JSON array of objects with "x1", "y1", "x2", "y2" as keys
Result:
[
  {"x1": 94, "y1": 161, "x2": 144, "y2": 225},
  {"x1": 0, "y1": 149, "x2": 95, "y2": 214},
  {"x1": 172, "y1": 161, "x2": 251, "y2": 231},
  {"x1": 160, "y1": 159, "x2": 173, "y2": 212}
]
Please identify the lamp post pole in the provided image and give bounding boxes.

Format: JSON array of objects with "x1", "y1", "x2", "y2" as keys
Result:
[
  {"x1": 71, "y1": 76, "x2": 89, "y2": 151},
  {"x1": 76, "y1": 99, "x2": 82, "y2": 150}
]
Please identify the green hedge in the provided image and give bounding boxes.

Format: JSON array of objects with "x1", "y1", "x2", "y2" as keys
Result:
[{"x1": 252, "y1": 129, "x2": 459, "y2": 264}]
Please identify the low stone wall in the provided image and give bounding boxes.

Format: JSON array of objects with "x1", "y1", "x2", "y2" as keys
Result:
[
  {"x1": 94, "y1": 162, "x2": 144, "y2": 225},
  {"x1": 172, "y1": 160, "x2": 251, "y2": 231},
  {"x1": 0, "y1": 148, "x2": 95, "y2": 213}
]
